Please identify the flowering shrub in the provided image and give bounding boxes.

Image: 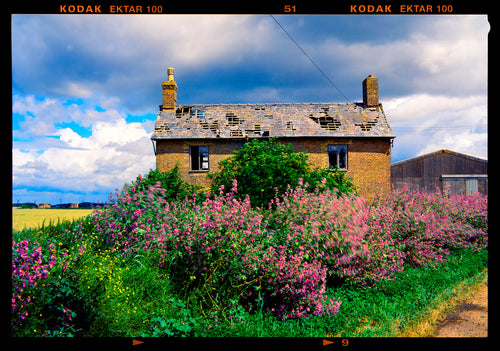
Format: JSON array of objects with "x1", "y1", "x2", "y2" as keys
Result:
[
  {"x1": 92, "y1": 174, "x2": 488, "y2": 320},
  {"x1": 369, "y1": 186, "x2": 488, "y2": 269},
  {"x1": 94, "y1": 179, "x2": 340, "y2": 320},
  {"x1": 12, "y1": 167, "x2": 487, "y2": 335},
  {"x1": 267, "y1": 180, "x2": 370, "y2": 279},
  {"x1": 12, "y1": 240, "x2": 56, "y2": 328},
  {"x1": 266, "y1": 180, "x2": 406, "y2": 287},
  {"x1": 254, "y1": 245, "x2": 342, "y2": 320}
]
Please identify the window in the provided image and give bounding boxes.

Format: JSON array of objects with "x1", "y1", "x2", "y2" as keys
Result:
[
  {"x1": 328, "y1": 145, "x2": 347, "y2": 170},
  {"x1": 190, "y1": 145, "x2": 209, "y2": 171}
]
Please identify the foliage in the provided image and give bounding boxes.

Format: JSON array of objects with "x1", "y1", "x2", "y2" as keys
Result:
[
  {"x1": 208, "y1": 138, "x2": 355, "y2": 208},
  {"x1": 131, "y1": 164, "x2": 204, "y2": 203},
  {"x1": 11, "y1": 171, "x2": 488, "y2": 337},
  {"x1": 93, "y1": 178, "x2": 338, "y2": 320}
]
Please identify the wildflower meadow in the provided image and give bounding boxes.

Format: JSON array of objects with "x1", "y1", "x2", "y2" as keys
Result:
[{"x1": 11, "y1": 171, "x2": 487, "y2": 337}]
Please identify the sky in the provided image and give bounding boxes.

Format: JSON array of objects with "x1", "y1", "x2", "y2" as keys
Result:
[{"x1": 12, "y1": 14, "x2": 489, "y2": 204}]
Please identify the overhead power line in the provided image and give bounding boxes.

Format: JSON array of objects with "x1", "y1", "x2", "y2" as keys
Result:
[
  {"x1": 269, "y1": 15, "x2": 351, "y2": 104},
  {"x1": 392, "y1": 125, "x2": 488, "y2": 132}
]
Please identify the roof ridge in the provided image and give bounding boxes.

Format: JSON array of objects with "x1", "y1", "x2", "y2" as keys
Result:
[
  {"x1": 392, "y1": 149, "x2": 488, "y2": 166},
  {"x1": 183, "y1": 102, "x2": 357, "y2": 107}
]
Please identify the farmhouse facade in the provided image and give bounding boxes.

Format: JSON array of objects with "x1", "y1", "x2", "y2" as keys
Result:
[
  {"x1": 151, "y1": 68, "x2": 395, "y2": 198},
  {"x1": 391, "y1": 149, "x2": 488, "y2": 195}
]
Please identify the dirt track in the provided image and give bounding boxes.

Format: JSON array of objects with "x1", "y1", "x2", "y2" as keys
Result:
[{"x1": 432, "y1": 281, "x2": 488, "y2": 337}]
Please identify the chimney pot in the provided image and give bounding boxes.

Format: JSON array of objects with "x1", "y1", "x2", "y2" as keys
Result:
[{"x1": 167, "y1": 67, "x2": 175, "y2": 81}]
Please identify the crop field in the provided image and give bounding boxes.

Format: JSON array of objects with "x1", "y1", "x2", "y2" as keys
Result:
[{"x1": 12, "y1": 208, "x2": 93, "y2": 231}]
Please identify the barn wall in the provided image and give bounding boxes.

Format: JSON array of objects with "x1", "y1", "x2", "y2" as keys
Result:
[{"x1": 391, "y1": 150, "x2": 488, "y2": 195}]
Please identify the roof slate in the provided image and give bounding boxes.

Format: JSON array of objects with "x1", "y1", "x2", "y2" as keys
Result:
[{"x1": 151, "y1": 102, "x2": 395, "y2": 140}]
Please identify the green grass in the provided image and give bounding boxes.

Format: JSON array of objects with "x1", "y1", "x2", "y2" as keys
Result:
[
  {"x1": 323, "y1": 249, "x2": 488, "y2": 337},
  {"x1": 80, "y1": 248, "x2": 487, "y2": 337}
]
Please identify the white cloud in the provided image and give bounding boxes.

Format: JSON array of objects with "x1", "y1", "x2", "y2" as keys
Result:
[
  {"x1": 384, "y1": 93, "x2": 487, "y2": 161},
  {"x1": 13, "y1": 95, "x2": 127, "y2": 138},
  {"x1": 13, "y1": 95, "x2": 156, "y2": 202},
  {"x1": 12, "y1": 15, "x2": 277, "y2": 107},
  {"x1": 315, "y1": 15, "x2": 488, "y2": 97},
  {"x1": 418, "y1": 130, "x2": 487, "y2": 159}
]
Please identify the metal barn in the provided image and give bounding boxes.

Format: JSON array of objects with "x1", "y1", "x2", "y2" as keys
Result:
[{"x1": 391, "y1": 149, "x2": 488, "y2": 195}]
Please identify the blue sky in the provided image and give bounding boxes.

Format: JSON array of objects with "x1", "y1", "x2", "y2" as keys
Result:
[{"x1": 12, "y1": 15, "x2": 488, "y2": 204}]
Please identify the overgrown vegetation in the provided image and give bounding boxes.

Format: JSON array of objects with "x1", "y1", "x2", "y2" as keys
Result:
[
  {"x1": 208, "y1": 138, "x2": 356, "y2": 207},
  {"x1": 11, "y1": 142, "x2": 487, "y2": 337}
]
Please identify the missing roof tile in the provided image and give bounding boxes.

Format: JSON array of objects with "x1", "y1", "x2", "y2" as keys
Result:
[
  {"x1": 245, "y1": 124, "x2": 262, "y2": 135},
  {"x1": 355, "y1": 116, "x2": 379, "y2": 131},
  {"x1": 226, "y1": 112, "x2": 244, "y2": 126},
  {"x1": 229, "y1": 129, "x2": 243, "y2": 137},
  {"x1": 175, "y1": 106, "x2": 192, "y2": 118},
  {"x1": 309, "y1": 114, "x2": 341, "y2": 131},
  {"x1": 286, "y1": 121, "x2": 296, "y2": 130}
]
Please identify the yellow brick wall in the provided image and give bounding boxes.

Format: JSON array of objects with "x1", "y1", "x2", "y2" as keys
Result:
[
  {"x1": 155, "y1": 137, "x2": 391, "y2": 198},
  {"x1": 155, "y1": 139, "x2": 244, "y2": 188}
]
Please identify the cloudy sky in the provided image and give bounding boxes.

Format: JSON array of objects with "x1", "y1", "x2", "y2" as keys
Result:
[{"x1": 12, "y1": 14, "x2": 489, "y2": 204}]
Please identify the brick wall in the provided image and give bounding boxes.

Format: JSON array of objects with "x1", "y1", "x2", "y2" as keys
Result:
[
  {"x1": 155, "y1": 137, "x2": 391, "y2": 198},
  {"x1": 155, "y1": 139, "x2": 245, "y2": 188},
  {"x1": 363, "y1": 75, "x2": 379, "y2": 107},
  {"x1": 283, "y1": 138, "x2": 391, "y2": 198},
  {"x1": 161, "y1": 81, "x2": 177, "y2": 111}
]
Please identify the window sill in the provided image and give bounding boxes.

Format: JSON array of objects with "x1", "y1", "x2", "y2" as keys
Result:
[
  {"x1": 189, "y1": 170, "x2": 209, "y2": 174},
  {"x1": 328, "y1": 168, "x2": 348, "y2": 172}
]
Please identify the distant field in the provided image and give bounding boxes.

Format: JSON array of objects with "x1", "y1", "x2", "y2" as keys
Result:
[{"x1": 12, "y1": 208, "x2": 94, "y2": 231}]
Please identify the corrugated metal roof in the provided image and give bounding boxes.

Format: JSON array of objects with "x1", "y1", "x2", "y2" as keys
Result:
[
  {"x1": 151, "y1": 102, "x2": 395, "y2": 140},
  {"x1": 391, "y1": 149, "x2": 488, "y2": 167}
]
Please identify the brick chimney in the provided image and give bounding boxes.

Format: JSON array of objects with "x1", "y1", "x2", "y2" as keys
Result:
[
  {"x1": 161, "y1": 67, "x2": 178, "y2": 111},
  {"x1": 362, "y1": 75, "x2": 379, "y2": 107}
]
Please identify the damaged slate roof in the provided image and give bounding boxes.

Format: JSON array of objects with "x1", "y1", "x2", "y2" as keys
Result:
[{"x1": 151, "y1": 102, "x2": 395, "y2": 140}]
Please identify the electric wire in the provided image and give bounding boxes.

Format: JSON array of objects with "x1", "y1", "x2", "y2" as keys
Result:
[
  {"x1": 392, "y1": 125, "x2": 487, "y2": 132},
  {"x1": 269, "y1": 15, "x2": 352, "y2": 104}
]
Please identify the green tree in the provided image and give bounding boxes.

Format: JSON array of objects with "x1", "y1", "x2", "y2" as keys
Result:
[{"x1": 208, "y1": 138, "x2": 355, "y2": 208}]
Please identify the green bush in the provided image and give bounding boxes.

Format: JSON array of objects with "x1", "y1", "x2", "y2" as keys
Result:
[
  {"x1": 208, "y1": 138, "x2": 355, "y2": 207},
  {"x1": 131, "y1": 164, "x2": 204, "y2": 203}
]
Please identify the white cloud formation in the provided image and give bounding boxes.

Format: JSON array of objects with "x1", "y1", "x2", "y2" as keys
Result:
[
  {"x1": 13, "y1": 96, "x2": 156, "y2": 201},
  {"x1": 315, "y1": 15, "x2": 488, "y2": 97},
  {"x1": 384, "y1": 93, "x2": 487, "y2": 161},
  {"x1": 13, "y1": 95, "x2": 127, "y2": 139},
  {"x1": 12, "y1": 15, "x2": 278, "y2": 111}
]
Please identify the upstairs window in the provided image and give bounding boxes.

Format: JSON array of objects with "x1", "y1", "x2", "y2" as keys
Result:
[
  {"x1": 190, "y1": 145, "x2": 209, "y2": 171},
  {"x1": 328, "y1": 145, "x2": 347, "y2": 170}
]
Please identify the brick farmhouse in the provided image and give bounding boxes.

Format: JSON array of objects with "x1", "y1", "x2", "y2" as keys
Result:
[{"x1": 151, "y1": 68, "x2": 395, "y2": 198}]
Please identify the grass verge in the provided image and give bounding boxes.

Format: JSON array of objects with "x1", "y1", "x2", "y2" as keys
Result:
[{"x1": 320, "y1": 249, "x2": 488, "y2": 338}]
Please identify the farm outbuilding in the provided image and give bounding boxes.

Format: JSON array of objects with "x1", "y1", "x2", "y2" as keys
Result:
[{"x1": 391, "y1": 149, "x2": 488, "y2": 195}]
